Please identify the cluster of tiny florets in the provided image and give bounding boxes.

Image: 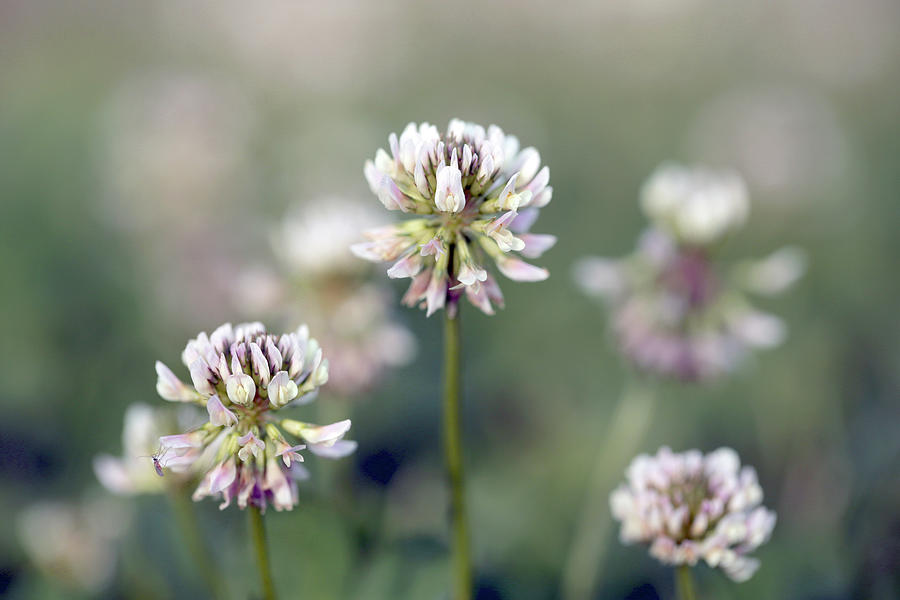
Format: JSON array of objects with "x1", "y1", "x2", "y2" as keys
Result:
[
  {"x1": 154, "y1": 322, "x2": 355, "y2": 512},
  {"x1": 575, "y1": 163, "x2": 804, "y2": 381},
  {"x1": 611, "y1": 447, "x2": 775, "y2": 582},
  {"x1": 353, "y1": 120, "x2": 556, "y2": 316}
]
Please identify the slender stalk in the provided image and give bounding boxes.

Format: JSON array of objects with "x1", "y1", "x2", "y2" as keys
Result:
[
  {"x1": 167, "y1": 485, "x2": 228, "y2": 599},
  {"x1": 675, "y1": 565, "x2": 698, "y2": 600},
  {"x1": 560, "y1": 378, "x2": 655, "y2": 600},
  {"x1": 249, "y1": 505, "x2": 277, "y2": 600},
  {"x1": 443, "y1": 309, "x2": 472, "y2": 600}
]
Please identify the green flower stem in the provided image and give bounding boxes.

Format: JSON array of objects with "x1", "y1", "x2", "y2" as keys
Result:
[
  {"x1": 167, "y1": 485, "x2": 228, "y2": 599},
  {"x1": 444, "y1": 309, "x2": 472, "y2": 600},
  {"x1": 560, "y1": 378, "x2": 656, "y2": 600},
  {"x1": 676, "y1": 565, "x2": 698, "y2": 600},
  {"x1": 249, "y1": 505, "x2": 277, "y2": 600}
]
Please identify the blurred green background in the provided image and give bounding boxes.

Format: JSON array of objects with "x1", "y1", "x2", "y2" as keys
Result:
[{"x1": 1, "y1": 1, "x2": 898, "y2": 598}]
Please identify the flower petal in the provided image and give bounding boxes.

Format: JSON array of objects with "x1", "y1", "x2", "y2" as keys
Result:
[{"x1": 497, "y1": 256, "x2": 549, "y2": 282}]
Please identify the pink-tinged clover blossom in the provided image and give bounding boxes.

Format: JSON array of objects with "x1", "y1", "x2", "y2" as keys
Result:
[
  {"x1": 352, "y1": 120, "x2": 556, "y2": 317},
  {"x1": 154, "y1": 322, "x2": 356, "y2": 512},
  {"x1": 574, "y1": 163, "x2": 805, "y2": 382},
  {"x1": 610, "y1": 447, "x2": 776, "y2": 582}
]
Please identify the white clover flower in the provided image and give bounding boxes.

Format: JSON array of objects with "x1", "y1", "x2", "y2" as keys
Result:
[
  {"x1": 611, "y1": 447, "x2": 776, "y2": 582},
  {"x1": 352, "y1": 120, "x2": 556, "y2": 316},
  {"x1": 17, "y1": 498, "x2": 131, "y2": 593},
  {"x1": 575, "y1": 165, "x2": 803, "y2": 382},
  {"x1": 641, "y1": 163, "x2": 748, "y2": 246},
  {"x1": 154, "y1": 322, "x2": 356, "y2": 512}
]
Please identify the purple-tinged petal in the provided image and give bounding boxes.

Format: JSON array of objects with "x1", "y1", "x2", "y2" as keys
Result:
[
  {"x1": 206, "y1": 395, "x2": 237, "y2": 427},
  {"x1": 425, "y1": 271, "x2": 447, "y2": 317},
  {"x1": 264, "y1": 459, "x2": 297, "y2": 511},
  {"x1": 209, "y1": 323, "x2": 234, "y2": 354},
  {"x1": 249, "y1": 342, "x2": 270, "y2": 387},
  {"x1": 265, "y1": 338, "x2": 283, "y2": 373},
  {"x1": 387, "y1": 253, "x2": 423, "y2": 279},
  {"x1": 299, "y1": 419, "x2": 352, "y2": 445},
  {"x1": 188, "y1": 358, "x2": 217, "y2": 396},
  {"x1": 518, "y1": 234, "x2": 557, "y2": 259},
  {"x1": 465, "y1": 282, "x2": 495, "y2": 316},
  {"x1": 155, "y1": 361, "x2": 200, "y2": 402},
  {"x1": 497, "y1": 256, "x2": 549, "y2": 282},
  {"x1": 308, "y1": 439, "x2": 358, "y2": 459},
  {"x1": 508, "y1": 208, "x2": 539, "y2": 233},
  {"x1": 402, "y1": 270, "x2": 431, "y2": 308},
  {"x1": 523, "y1": 166, "x2": 550, "y2": 195},
  {"x1": 207, "y1": 458, "x2": 237, "y2": 494},
  {"x1": 419, "y1": 238, "x2": 446, "y2": 259},
  {"x1": 159, "y1": 431, "x2": 204, "y2": 450},
  {"x1": 237, "y1": 432, "x2": 265, "y2": 462}
]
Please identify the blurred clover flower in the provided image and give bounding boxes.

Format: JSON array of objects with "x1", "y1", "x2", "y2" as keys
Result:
[
  {"x1": 238, "y1": 197, "x2": 416, "y2": 396},
  {"x1": 93, "y1": 403, "x2": 199, "y2": 495},
  {"x1": 640, "y1": 163, "x2": 749, "y2": 246},
  {"x1": 611, "y1": 446, "x2": 776, "y2": 582},
  {"x1": 155, "y1": 322, "x2": 355, "y2": 512},
  {"x1": 16, "y1": 498, "x2": 131, "y2": 594},
  {"x1": 574, "y1": 163, "x2": 805, "y2": 381},
  {"x1": 352, "y1": 120, "x2": 556, "y2": 316}
]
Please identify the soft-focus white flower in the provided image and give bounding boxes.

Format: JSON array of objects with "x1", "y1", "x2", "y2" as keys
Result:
[
  {"x1": 154, "y1": 322, "x2": 355, "y2": 512},
  {"x1": 273, "y1": 197, "x2": 386, "y2": 278},
  {"x1": 234, "y1": 197, "x2": 416, "y2": 397},
  {"x1": 353, "y1": 120, "x2": 556, "y2": 317},
  {"x1": 640, "y1": 163, "x2": 748, "y2": 246},
  {"x1": 575, "y1": 166, "x2": 803, "y2": 382},
  {"x1": 611, "y1": 447, "x2": 776, "y2": 582},
  {"x1": 16, "y1": 498, "x2": 131, "y2": 593}
]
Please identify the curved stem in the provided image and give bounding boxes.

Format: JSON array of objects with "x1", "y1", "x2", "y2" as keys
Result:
[
  {"x1": 249, "y1": 505, "x2": 277, "y2": 600},
  {"x1": 675, "y1": 565, "x2": 698, "y2": 600},
  {"x1": 444, "y1": 309, "x2": 472, "y2": 600},
  {"x1": 167, "y1": 485, "x2": 228, "y2": 599},
  {"x1": 560, "y1": 378, "x2": 655, "y2": 600}
]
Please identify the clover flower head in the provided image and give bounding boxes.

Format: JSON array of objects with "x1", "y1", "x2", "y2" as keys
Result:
[
  {"x1": 574, "y1": 165, "x2": 804, "y2": 382},
  {"x1": 641, "y1": 163, "x2": 748, "y2": 246},
  {"x1": 154, "y1": 322, "x2": 355, "y2": 512},
  {"x1": 611, "y1": 447, "x2": 775, "y2": 582},
  {"x1": 352, "y1": 119, "x2": 556, "y2": 316}
]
